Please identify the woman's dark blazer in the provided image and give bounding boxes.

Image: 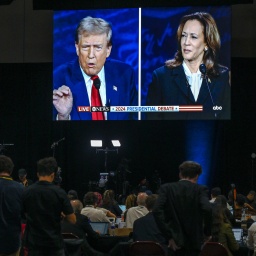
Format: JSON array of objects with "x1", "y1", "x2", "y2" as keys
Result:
[{"x1": 146, "y1": 64, "x2": 230, "y2": 120}]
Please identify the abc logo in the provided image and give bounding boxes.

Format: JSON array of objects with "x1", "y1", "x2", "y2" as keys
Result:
[{"x1": 213, "y1": 106, "x2": 222, "y2": 110}]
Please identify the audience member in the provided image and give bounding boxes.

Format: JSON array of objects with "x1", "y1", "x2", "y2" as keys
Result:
[
  {"x1": 0, "y1": 155, "x2": 24, "y2": 256},
  {"x1": 18, "y1": 168, "x2": 33, "y2": 187},
  {"x1": 61, "y1": 199, "x2": 105, "y2": 256},
  {"x1": 81, "y1": 192, "x2": 110, "y2": 222},
  {"x1": 125, "y1": 192, "x2": 148, "y2": 228},
  {"x1": 125, "y1": 188, "x2": 138, "y2": 210},
  {"x1": 214, "y1": 195, "x2": 236, "y2": 227},
  {"x1": 153, "y1": 161, "x2": 212, "y2": 256},
  {"x1": 245, "y1": 190, "x2": 256, "y2": 209},
  {"x1": 94, "y1": 191, "x2": 103, "y2": 207},
  {"x1": 247, "y1": 221, "x2": 256, "y2": 254},
  {"x1": 102, "y1": 190, "x2": 122, "y2": 217},
  {"x1": 22, "y1": 157, "x2": 76, "y2": 256},
  {"x1": 138, "y1": 177, "x2": 149, "y2": 193},
  {"x1": 234, "y1": 194, "x2": 256, "y2": 219},
  {"x1": 227, "y1": 189, "x2": 235, "y2": 210},
  {"x1": 94, "y1": 191, "x2": 116, "y2": 218},
  {"x1": 211, "y1": 204, "x2": 239, "y2": 256},
  {"x1": 209, "y1": 187, "x2": 221, "y2": 203},
  {"x1": 67, "y1": 189, "x2": 78, "y2": 200},
  {"x1": 133, "y1": 194, "x2": 168, "y2": 253}
]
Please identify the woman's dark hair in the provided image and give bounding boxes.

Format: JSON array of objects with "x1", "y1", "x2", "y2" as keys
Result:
[
  {"x1": 215, "y1": 195, "x2": 228, "y2": 208},
  {"x1": 211, "y1": 204, "x2": 230, "y2": 242},
  {"x1": 103, "y1": 190, "x2": 115, "y2": 206},
  {"x1": 165, "y1": 12, "x2": 222, "y2": 77}
]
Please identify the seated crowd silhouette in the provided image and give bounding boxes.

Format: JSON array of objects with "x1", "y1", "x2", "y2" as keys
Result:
[{"x1": 1, "y1": 156, "x2": 256, "y2": 256}]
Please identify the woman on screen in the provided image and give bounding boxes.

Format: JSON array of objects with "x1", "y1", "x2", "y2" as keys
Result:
[{"x1": 146, "y1": 12, "x2": 230, "y2": 120}]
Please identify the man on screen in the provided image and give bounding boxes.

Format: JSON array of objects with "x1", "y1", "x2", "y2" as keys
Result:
[{"x1": 53, "y1": 16, "x2": 137, "y2": 120}]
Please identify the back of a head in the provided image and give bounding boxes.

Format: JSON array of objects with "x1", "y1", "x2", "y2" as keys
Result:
[
  {"x1": 179, "y1": 161, "x2": 202, "y2": 179},
  {"x1": 211, "y1": 187, "x2": 221, "y2": 197},
  {"x1": 247, "y1": 190, "x2": 256, "y2": 200},
  {"x1": 94, "y1": 191, "x2": 103, "y2": 206},
  {"x1": 70, "y1": 200, "x2": 83, "y2": 214},
  {"x1": 103, "y1": 189, "x2": 115, "y2": 200},
  {"x1": 145, "y1": 194, "x2": 158, "y2": 211},
  {"x1": 0, "y1": 155, "x2": 14, "y2": 175},
  {"x1": 137, "y1": 192, "x2": 148, "y2": 206},
  {"x1": 37, "y1": 157, "x2": 58, "y2": 176},
  {"x1": 236, "y1": 194, "x2": 246, "y2": 207},
  {"x1": 68, "y1": 190, "x2": 78, "y2": 200},
  {"x1": 83, "y1": 191, "x2": 98, "y2": 206},
  {"x1": 18, "y1": 168, "x2": 27, "y2": 177}
]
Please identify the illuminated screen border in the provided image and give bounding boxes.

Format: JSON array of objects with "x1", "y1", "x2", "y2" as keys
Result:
[{"x1": 53, "y1": 6, "x2": 231, "y2": 121}]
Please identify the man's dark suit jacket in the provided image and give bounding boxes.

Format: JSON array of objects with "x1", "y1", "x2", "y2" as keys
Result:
[
  {"x1": 146, "y1": 65, "x2": 230, "y2": 120},
  {"x1": 53, "y1": 58, "x2": 137, "y2": 120},
  {"x1": 133, "y1": 212, "x2": 167, "y2": 250},
  {"x1": 153, "y1": 180, "x2": 212, "y2": 253}
]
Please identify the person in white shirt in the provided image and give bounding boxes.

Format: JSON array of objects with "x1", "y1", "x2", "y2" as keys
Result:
[
  {"x1": 125, "y1": 192, "x2": 148, "y2": 228},
  {"x1": 81, "y1": 192, "x2": 110, "y2": 222}
]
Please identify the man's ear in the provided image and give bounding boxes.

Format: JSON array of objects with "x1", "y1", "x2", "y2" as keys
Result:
[
  {"x1": 75, "y1": 44, "x2": 79, "y2": 56},
  {"x1": 106, "y1": 45, "x2": 112, "y2": 58}
]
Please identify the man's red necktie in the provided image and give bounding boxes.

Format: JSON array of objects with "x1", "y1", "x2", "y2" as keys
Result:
[{"x1": 91, "y1": 75, "x2": 105, "y2": 120}]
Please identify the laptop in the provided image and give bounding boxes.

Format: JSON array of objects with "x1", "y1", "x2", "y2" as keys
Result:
[
  {"x1": 89, "y1": 222, "x2": 109, "y2": 235},
  {"x1": 119, "y1": 204, "x2": 126, "y2": 212},
  {"x1": 232, "y1": 228, "x2": 243, "y2": 242}
]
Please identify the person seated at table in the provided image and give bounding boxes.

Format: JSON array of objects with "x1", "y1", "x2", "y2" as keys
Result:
[
  {"x1": 94, "y1": 191, "x2": 116, "y2": 219},
  {"x1": 102, "y1": 190, "x2": 123, "y2": 217},
  {"x1": 209, "y1": 187, "x2": 221, "y2": 203},
  {"x1": 245, "y1": 190, "x2": 256, "y2": 209},
  {"x1": 211, "y1": 204, "x2": 239, "y2": 256},
  {"x1": 234, "y1": 194, "x2": 256, "y2": 219},
  {"x1": 133, "y1": 194, "x2": 168, "y2": 253},
  {"x1": 125, "y1": 187, "x2": 138, "y2": 210},
  {"x1": 125, "y1": 192, "x2": 148, "y2": 228},
  {"x1": 81, "y1": 192, "x2": 110, "y2": 222},
  {"x1": 67, "y1": 189, "x2": 78, "y2": 200},
  {"x1": 61, "y1": 199, "x2": 106, "y2": 256},
  {"x1": 246, "y1": 221, "x2": 256, "y2": 255},
  {"x1": 215, "y1": 195, "x2": 236, "y2": 227}
]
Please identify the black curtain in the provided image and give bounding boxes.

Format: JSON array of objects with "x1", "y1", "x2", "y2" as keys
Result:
[{"x1": 1, "y1": 58, "x2": 256, "y2": 199}]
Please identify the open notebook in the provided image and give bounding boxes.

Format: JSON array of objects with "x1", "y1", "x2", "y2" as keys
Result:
[
  {"x1": 232, "y1": 228, "x2": 243, "y2": 242},
  {"x1": 90, "y1": 222, "x2": 109, "y2": 235}
]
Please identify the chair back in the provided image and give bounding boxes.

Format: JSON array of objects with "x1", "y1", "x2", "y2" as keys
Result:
[
  {"x1": 200, "y1": 242, "x2": 229, "y2": 256},
  {"x1": 62, "y1": 233, "x2": 84, "y2": 256},
  {"x1": 129, "y1": 241, "x2": 166, "y2": 256}
]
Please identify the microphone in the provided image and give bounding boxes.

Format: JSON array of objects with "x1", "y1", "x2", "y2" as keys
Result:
[
  {"x1": 199, "y1": 63, "x2": 215, "y2": 110},
  {"x1": 106, "y1": 99, "x2": 111, "y2": 107},
  {"x1": 199, "y1": 63, "x2": 207, "y2": 78},
  {"x1": 93, "y1": 77, "x2": 101, "y2": 89}
]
